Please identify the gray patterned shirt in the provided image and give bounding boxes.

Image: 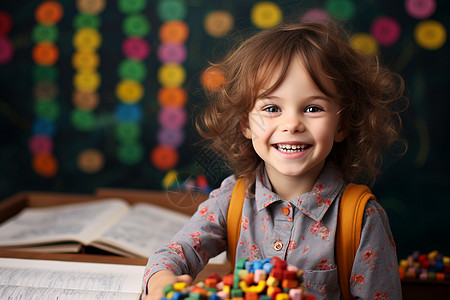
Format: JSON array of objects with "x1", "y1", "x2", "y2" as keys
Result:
[{"x1": 143, "y1": 163, "x2": 402, "y2": 299}]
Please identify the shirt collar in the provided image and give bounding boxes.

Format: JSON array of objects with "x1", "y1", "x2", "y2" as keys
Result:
[{"x1": 254, "y1": 162, "x2": 345, "y2": 222}]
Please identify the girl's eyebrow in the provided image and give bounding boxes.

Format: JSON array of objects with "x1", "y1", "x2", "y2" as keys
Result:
[{"x1": 257, "y1": 94, "x2": 332, "y2": 102}]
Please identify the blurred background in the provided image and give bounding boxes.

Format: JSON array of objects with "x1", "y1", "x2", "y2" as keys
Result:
[{"x1": 0, "y1": 0, "x2": 449, "y2": 260}]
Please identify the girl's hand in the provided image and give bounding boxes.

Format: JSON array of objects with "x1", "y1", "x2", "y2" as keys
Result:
[{"x1": 143, "y1": 270, "x2": 193, "y2": 300}]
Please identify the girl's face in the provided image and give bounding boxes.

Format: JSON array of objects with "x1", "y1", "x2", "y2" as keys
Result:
[{"x1": 242, "y1": 55, "x2": 345, "y2": 188}]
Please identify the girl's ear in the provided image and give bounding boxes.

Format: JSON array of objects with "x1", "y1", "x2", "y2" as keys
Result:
[
  {"x1": 334, "y1": 120, "x2": 347, "y2": 143},
  {"x1": 240, "y1": 117, "x2": 252, "y2": 139},
  {"x1": 334, "y1": 129, "x2": 346, "y2": 143}
]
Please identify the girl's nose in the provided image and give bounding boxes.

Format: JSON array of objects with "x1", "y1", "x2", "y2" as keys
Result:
[{"x1": 281, "y1": 113, "x2": 305, "y2": 133}]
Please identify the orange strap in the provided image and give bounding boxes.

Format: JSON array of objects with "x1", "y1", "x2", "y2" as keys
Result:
[
  {"x1": 226, "y1": 177, "x2": 246, "y2": 270},
  {"x1": 336, "y1": 183, "x2": 375, "y2": 300}
]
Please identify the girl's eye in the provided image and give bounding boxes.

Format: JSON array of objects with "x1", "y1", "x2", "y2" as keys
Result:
[
  {"x1": 262, "y1": 105, "x2": 281, "y2": 113},
  {"x1": 305, "y1": 106, "x2": 323, "y2": 113}
]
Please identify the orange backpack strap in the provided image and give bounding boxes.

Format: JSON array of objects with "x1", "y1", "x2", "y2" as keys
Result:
[
  {"x1": 226, "y1": 177, "x2": 246, "y2": 270},
  {"x1": 336, "y1": 183, "x2": 375, "y2": 300}
]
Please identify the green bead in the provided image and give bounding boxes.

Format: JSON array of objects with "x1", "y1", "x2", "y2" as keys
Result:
[
  {"x1": 163, "y1": 284, "x2": 174, "y2": 295},
  {"x1": 236, "y1": 258, "x2": 247, "y2": 269},
  {"x1": 230, "y1": 288, "x2": 243, "y2": 297},
  {"x1": 205, "y1": 287, "x2": 217, "y2": 293}
]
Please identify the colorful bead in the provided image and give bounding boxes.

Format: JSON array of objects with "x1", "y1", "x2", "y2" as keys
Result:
[
  {"x1": 399, "y1": 250, "x2": 450, "y2": 281},
  {"x1": 166, "y1": 257, "x2": 313, "y2": 299}
]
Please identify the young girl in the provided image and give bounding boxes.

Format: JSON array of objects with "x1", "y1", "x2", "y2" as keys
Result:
[{"x1": 143, "y1": 20, "x2": 406, "y2": 299}]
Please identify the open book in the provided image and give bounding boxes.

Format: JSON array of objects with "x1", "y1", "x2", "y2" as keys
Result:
[
  {"x1": 0, "y1": 199, "x2": 226, "y2": 263},
  {"x1": 0, "y1": 257, "x2": 144, "y2": 300}
]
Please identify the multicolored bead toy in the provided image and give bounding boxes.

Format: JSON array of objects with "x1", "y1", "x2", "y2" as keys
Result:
[
  {"x1": 162, "y1": 257, "x2": 316, "y2": 300},
  {"x1": 399, "y1": 250, "x2": 450, "y2": 281}
]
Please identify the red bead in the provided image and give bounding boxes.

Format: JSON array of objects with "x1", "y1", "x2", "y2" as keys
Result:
[
  {"x1": 282, "y1": 270, "x2": 297, "y2": 280},
  {"x1": 207, "y1": 272, "x2": 222, "y2": 282},
  {"x1": 245, "y1": 292, "x2": 259, "y2": 300},
  {"x1": 222, "y1": 274, "x2": 234, "y2": 286},
  {"x1": 270, "y1": 268, "x2": 283, "y2": 280},
  {"x1": 270, "y1": 257, "x2": 287, "y2": 269}
]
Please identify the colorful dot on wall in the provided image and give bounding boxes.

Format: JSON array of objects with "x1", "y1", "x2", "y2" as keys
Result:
[
  {"x1": 251, "y1": 1, "x2": 282, "y2": 29},
  {"x1": 325, "y1": 0, "x2": 356, "y2": 20},
  {"x1": 405, "y1": 0, "x2": 436, "y2": 19},
  {"x1": 34, "y1": 0, "x2": 63, "y2": 25},
  {"x1": 350, "y1": 33, "x2": 379, "y2": 57},
  {"x1": 0, "y1": 10, "x2": 13, "y2": 36},
  {"x1": 157, "y1": 87, "x2": 187, "y2": 108},
  {"x1": 204, "y1": 10, "x2": 234, "y2": 38},
  {"x1": 414, "y1": 20, "x2": 446, "y2": 50},
  {"x1": 71, "y1": 0, "x2": 104, "y2": 172},
  {"x1": 159, "y1": 20, "x2": 189, "y2": 43},
  {"x1": 115, "y1": 0, "x2": 149, "y2": 166},
  {"x1": 30, "y1": 0, "x2": 63, "y2": 178},
  {"x1": 0, "y1": 36, "x2": 14, "y2": 65},
  {"x1": 0, "y1": 11, "x2": 14, "y2": 64},
  {"x1": 77, "y1": 148, "x2": 105, "y2": 173},
  {"x1": 200, "y1": 67, "x2": 225, "y2": 91},
  {"x1": 151, "y1": 145, "x2": 179, "y2": 171},
  {"x1": 76, "y1": 0, "x2": 106, "y2": 15},
  {"x1": 152, "y1": 0, "x2": 188, "y2": 173},
  {"x1": 370, "y1": 16, "x2": 401, "y2": 47},
  {"x1": 302, "y1": 8, "x2": 329, "y2": 22},
  {"x1": 157, "y1": 0, "x2": 187, "y2": 21}
]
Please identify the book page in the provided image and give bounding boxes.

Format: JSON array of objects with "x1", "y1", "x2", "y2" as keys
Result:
[
  {"x1": 0, "y1": 258, "x2": 144, "y2": 300},
  {"x1": 91, "y1": 203, "x2": 190, "y2": 257},
  {"x1": 0, "y1": 199, "x2": 129, "y2": 247}
]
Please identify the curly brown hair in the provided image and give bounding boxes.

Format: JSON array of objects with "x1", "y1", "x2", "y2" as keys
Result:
[{"x1": 196, "y1": 20, "x2": 407, "y2": 188}]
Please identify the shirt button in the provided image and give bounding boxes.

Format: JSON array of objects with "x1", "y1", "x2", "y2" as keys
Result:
[
  {"x1": 281, "y1": 207, "x2": 290, "y2": 216},
  {"x1": 273, "y1": 241, "x2": 283, "y2": 251}
]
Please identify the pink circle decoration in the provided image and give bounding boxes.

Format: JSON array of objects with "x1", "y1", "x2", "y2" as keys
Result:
[
  {"x1": 122, "y1": 37, "x2": 150, "y2": 60},
  {"x1": 405, "y1": 0, "x2": 436, "y2": 19},
  {"x1": 0, "y1": 36, "x2": 13, "y2": 64},
  {"x1": 302, "y1": 8, "x2": 329, "y2": 22},
  {"x1": 29, "y1": 134, "x2": 53, "y2": 154},
  {"x1": 157, "y1": 43, "x2": 187, "y2": 63},
  {"x1": 158, "y1": 107, "x2": 187, "y2": 129},
  {"x1": 371, "y1": 16, "x2": 401, "y2": 47}
]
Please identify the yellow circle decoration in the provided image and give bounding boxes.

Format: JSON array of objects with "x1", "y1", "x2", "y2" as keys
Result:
[
  {"x1": 116, "y1": 79, "x2": 144, "y2": 103},
  {"x1": 350, "y1": 33, "x2": 379, "y2": 57},
  {"x1": 72, "y1": 51, "x2": 100, "y2": 70},
  {"x1": 204, "y1": 10, "x2": 234, "y2": 38},
  {"x1": 73, "y1": 70, "x2": 101, "y2": 92},
  {"x1": 414, "y1": 20, "x2": 446, "y2": 50},
  {"x1": 158, "y1": 64, "x2": 186, "y2": 87},
  {"x1": 251, "y1": 1, "x2": 282, "y2": 29},
  {"x1": 73, "y1": 28, "x2": 102, "y2": 51}
]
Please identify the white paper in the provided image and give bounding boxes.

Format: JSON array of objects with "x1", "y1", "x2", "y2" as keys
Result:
[{"x1": 0, "y1": 258, "x2": 144, "y2": 300}]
